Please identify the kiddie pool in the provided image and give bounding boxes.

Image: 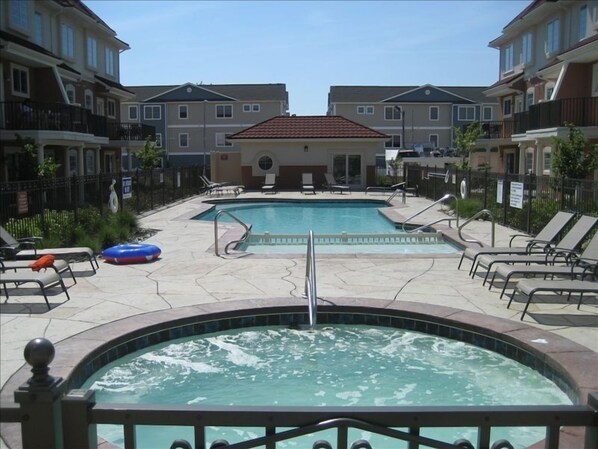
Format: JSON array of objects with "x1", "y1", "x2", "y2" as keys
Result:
[{"x1": 102, "y1": 243, "x2": 161, "y2": 264}]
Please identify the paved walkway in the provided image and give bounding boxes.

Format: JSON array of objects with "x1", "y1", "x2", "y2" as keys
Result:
[{"x1": 1, "y1": 191, "x2": 597, "y2": 447}]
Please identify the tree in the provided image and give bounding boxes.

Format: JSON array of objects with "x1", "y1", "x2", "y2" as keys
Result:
[
  {"x1": 15, "y1": 134, "x2": 61, "y2": 179},
  {"x1": 135, "y1": 136, "x2": 165, "y2": 170},
  {"x1": 453, "y1": 122, "x2": 483, "y2": 169},
  {"x1": 551, "y1": 123, "x2": 598, "y2": 179}
]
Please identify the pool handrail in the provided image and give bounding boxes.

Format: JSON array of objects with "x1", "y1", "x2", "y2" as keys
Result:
[
  {"x1": 214, "y1": 210, "x2": 251, "y2": 256},
  {"x1": 304, "y1": 230, "x2": 317, "y2": 328},
  {"x1": 458, "y1": 209, "x2": 495, "y2": 248},
  {"x1": 401, "y1": 193, "x2": 459, "y2": 233}
]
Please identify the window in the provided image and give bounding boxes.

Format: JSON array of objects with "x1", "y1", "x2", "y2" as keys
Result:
[
  {"x1": 385, "y1": 135, "x2": 401, "y2": 148},
  {"x1": 429, "y1": 106, "x2": 439, "y2": 121},
  {"x1": 96, "y1": 98, "x2": 104, "y2": 116},
  {"x1": 107, "y1": 99, "x2": 116, "y2": 118},
  {"x1": 503, "y1": 43, "x2": 514, "y2": 73},
  {"x1": 105, "y1": 48, "x2": 115, "y2": 76},
  {"x1": 579, "y1": 5, "x2": 588, "y2": 41},
  {"x1": 521, "y1": 32, "x2": 533, "y2": 65},
  {"x1": 87, "y1": 37, "x2": 97, "y2": 68},
  {"x1": 178, "y1": 105, "x2": 188, "y2": 119},
  {"x1": 482, "y1": 106, "x2": 493, "y2": 121},
  {"x1": 84, "y1": 89, "x2": 93, "y2": 110},
  {"x1": 258, "y1": 155, "x2": 273, "y2": 171},
  {"x1": 503, "y1": 98, "x2": 512, "y2": 117},
  {"x1": 385, "y1": 106, "x2": 402, "y2": 120},
  {"x1": 66, "y1": 84, "x2": 75, "y2": 103},
  {"x1": 547, "y1": 18, "x2": 560, "y2": 54},
  {"x1": 155, "y1": 133, "x2": 162, "y2": 148},
  {"x1": 543, "y1": 149, "x2": 552, "y2": 173},
  {"x1": 128, "y1": 105, "x2": 138, "y2": 120},
  {"x1": 216, "y1": 133, "x2": 233, "y2": 147},
  {"x1": 243, "y1": 104, "x2": 260, "y2": 112},
  {"x1": 144, "y1": 105, "x2": 161, "y2": 120},
  {"x1": 61, "y1": 24, "x2": 74, "y2": 59},
  {"x1": 34, "y1": 12, "x2": 43, "y2": 45},
  {"x1": 179, "y1": 133, "x2": 189, "y2": 148},
  {"x1": 85, "y1": 150, "x2": 95, "y2": 175},
  {"x1": 545, "y1": 85, "x2": 555, "y2": 100},
  {"x1": 515, "y1": 96, "x2": 523, "y2": 113},
  {"x1": 526, "y1": 89, "x2": 534, "y2": 110},
  {"x1": 216, "y1": 104, "x2": 232, "y2": 118},
  {"x1": 526, "y1": 150, "x2": 534, "y2": 173},
  {"x1": 10, "y1": 0, "x2": 29, "y2": 30},
  {"x1": 11, "y1": 64, "x2": 29, "y2": 97},
  {"x1": 429, "y1": 134, "x2": 438, "y2": 148},
  {"x1": 357, "y1": 105, "x2": 374, "y2": 115},
  {"x1": 458, "y1": 106, "x2": 475, "y2": 121}
]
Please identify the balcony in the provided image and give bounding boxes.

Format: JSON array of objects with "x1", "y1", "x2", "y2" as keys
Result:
[
  {"x1": 0, "y1": 101, "x2": 108, "y2": 136},
  {"x1": 475, "y1": 120, "x2": 514, "y2": 139},
  {"x1": 514, "y1": 97, "x2": 598, "y2": 134},
  {"x1": 106, "y1": 122, "x2": 155, "y2": 142}
]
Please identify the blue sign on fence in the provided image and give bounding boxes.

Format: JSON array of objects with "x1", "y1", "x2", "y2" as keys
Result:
[{"x1": 122, "y1": 177, "x2": 132, "y2": 199}]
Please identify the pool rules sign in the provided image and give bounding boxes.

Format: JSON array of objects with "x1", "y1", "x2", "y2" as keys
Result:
[{"x1": 122, "y1": 177, "x2": 132, "y2": 199}]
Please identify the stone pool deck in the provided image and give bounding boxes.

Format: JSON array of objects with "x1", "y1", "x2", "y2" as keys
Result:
[{"x1": 1, "y1": 191, "x2": 597, "y2": 448}]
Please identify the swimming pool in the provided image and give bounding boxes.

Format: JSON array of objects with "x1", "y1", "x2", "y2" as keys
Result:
[{"x1": 195, "y1": 200, "x2": 460, "y2": 254}]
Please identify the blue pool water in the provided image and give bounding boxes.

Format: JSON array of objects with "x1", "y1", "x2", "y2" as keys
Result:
[{"x1": 85, "y1": 325, "x2": 570, "y2": 448}]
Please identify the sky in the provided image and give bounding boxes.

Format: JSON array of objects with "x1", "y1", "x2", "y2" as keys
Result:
[{"x1": 85, "y1": 0, "x2": 531, "y2": 115}]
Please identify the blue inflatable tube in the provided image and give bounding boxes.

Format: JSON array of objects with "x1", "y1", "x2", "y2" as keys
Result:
[{"x1": 102, "y1": 243, "x2": 161, "y2": 264}]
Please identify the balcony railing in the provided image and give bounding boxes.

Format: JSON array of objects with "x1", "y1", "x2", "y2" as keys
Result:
[
  {"x1": 514, "y1": 97, "x2": 598, "y2": 133},
  {"x1": 106, "y1": 122, "x2": 155, "y2": 141},
  {"x1": 0, "y1": 101, "x2": 108, "y2": 137},
  {"x1": 474, "y1": 120, "x2": 514, "y2": 139}
]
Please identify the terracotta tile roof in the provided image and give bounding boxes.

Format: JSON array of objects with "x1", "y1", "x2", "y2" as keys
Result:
[{"x1": 228, "y1": 116, "x2": 388, "y2": 140}]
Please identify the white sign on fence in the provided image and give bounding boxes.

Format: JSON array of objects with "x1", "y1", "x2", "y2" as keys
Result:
[
  {"x1": 497, "y1": 180, "x2": 503, "y2": 204},
  {"x1": 122, "y1": 177, "x2": 132, "y2": 199},
  {"x1": 510, "y1": 182, "x2": 524, "y2": 209}
]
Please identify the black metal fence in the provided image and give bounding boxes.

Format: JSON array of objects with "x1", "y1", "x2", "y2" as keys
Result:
[
  {"x1": 405, "y1": 165, "x2": 598, "y2": 235},
  {"x1": 0, "y1": 166, "x2": 209, "y2": 238}
]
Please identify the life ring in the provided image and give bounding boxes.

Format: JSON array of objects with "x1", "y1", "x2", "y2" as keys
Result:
[
  {"x1": 460, "y1": 179, "x2": 467, "y2": 199},
  {"x1": 102, "y1": 243, "x2": 161, "y2": 264},
  {"x1": 109, "y1": 190, "x2": 119, "y2": 213}
]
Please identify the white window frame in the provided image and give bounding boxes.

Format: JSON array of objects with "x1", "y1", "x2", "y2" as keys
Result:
[
  {"x1": 384, "y1": 106, "x2": 402, "y2": 120},
  {"x1": 10, "y1": 0, "x2": 29, "y2": 31},
  {"x1": 579, "y1": 5, "x2": 588, "y2": 41},
  {"x1": 96, "y1": 98, "x2": 105, "y2": 116},
  {"x1": 482, "y1": 106, "x2": 493, "y2": 121},
  {"x1": 526, "y1": 149, "x2": 534, "y2": 174},
  {"x1": 526, "y1": 89, "x2": 534, "y2": 110},
  {"x1": 521, "y1": 32, "x2": 533, "y2": 66},
  {"x1": 216, "y1": 104, "x2": 232, "y2": 118},
  {"x1": 128, "y1": 105, "x2": 138, "y2": 121},
  {"x1": 11, "y1": 64, "x2": 29, "y2": 97},
  {"x1": 429, "y1": 106, "x2": 439, "y2": 121},
  {"x1": 66, "y1": 84, "x2": 75, "y2": 104},
  {"x1": 179, "y1": 133, "x2": 189, "y2": 148},
  {"x1": 357, "y1": 105, "x2": 374, "y2": 115},
  {"x1": 384, "y1": 135, "x2": 401, "y2": 148},
  {"x1": 503, "y1": 43, "x2": 514, "y2": 73},
  {"x1": 155, "y1": 133, "x2": 162, "y2": 148},
  {"x1": 243, "y1": 104, "x2": 260, "y2": 112},
  {"x1": 216, "y1": 133, "x2": 233, "y2": 147},
  {"x1": 84, "y1": 89, "x2": 93, "y2": 111},
  {"x1": 547, "y1": 18, "x2": 560, "y2": 55},
  {"x1": 514, "y1": 96, "x2": 523, "y2": 113},
  {"x1": 61, "y1": 23, "x2": 74, "y2": 59},
  {"x1": 429, "y1": 134, "x2": 439, "y2": 148},
  {"x1": 178, "y1": 104, "x2": 188, "y2": 119},
  {"x1": 105, "y1": 48, "x2": 115, "y2": 76},
  {"x1": 144, "y1": 105, "x2": 161, "y2": 120},
  {"x1": 87, "y1": 37, "x2": 98, "y2": 68},
  {"x1": 545, "y1": 83, "x2": 555, "y2": 101},
  {"x1": 458, "y1": 106, "x2": 475, "y2": 121},
  {"x1": 503, "y1": 98, "x2": 512, "y2": 117},
  {"x1": 107, "y1": 99, "x2": 116, "y2": 118},
  {"x1": 34, "y1": 11, "x2": 43, "y2": 46},
  {"x1": 542, "y1": 148, "x2": 552, "y2": 174}
]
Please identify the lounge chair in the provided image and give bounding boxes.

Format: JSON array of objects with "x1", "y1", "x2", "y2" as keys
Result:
[
  {"x1": 0, "y1": 225, "x2": 99, "y2": 273},
  {"x1": 507, "y1": 278, "x2": 598, "y2": 320},
  {"x1": 473, "y1": 215, "x2": 598, "y2": 285},
  {"x1": 201, "y1": 175, "x2": 229, "y2": 192},
  {"x1": 301, "y1": 173, "x2": 316, "y2": 194},
  {"x1": 365, "y1": 182, "x2": 405, "y2": 194},
  {"x1": 262, "y1": 173, "x2": 277, "y2": 194},
  {"x1": 210, "y1": 185, "x2": 244, "y2": 196},
  {"x1": 0, "y1": 257, "x2": 77, "y2": 284},
  {"x1": 1, "y1": 270, "x2": 71, "y2": 309},
  {"x1": 490, "y1": 231, "x2": 598, "y2": 298},
  {"x1": 459, "y1": 211, "x2": 576, "y2": 274},
  {"x1": 323, "y1": 173, "x2": 349, "y2": 194}
]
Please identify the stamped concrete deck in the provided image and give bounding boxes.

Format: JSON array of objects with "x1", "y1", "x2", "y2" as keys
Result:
[{"x1": 1, "y1": 191, "x2": 597, "y2": 448}]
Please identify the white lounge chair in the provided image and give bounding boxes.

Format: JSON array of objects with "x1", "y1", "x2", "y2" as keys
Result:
[
  {"x1": 262, "y1": 173, "x2": 277, "y2": 194},
  {"x1": 301, "y1": 173, "x2": 315, "y2": 194}
]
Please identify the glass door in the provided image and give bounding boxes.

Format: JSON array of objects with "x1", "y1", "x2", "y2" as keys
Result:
[{"x1": 333, "y1": 154, "x2": 362, "y2": 187}]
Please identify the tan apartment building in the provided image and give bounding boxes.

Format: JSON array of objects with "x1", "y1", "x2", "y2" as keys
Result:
[
  {"x1": 483, "y1": 0, "x2": 598, "y2": 176},
  {"x1": 121, "y1": 83, "x2": 289, "y2": 183},
  {"x1": 0, "y1": 0, "x2": 152, "y2": 182}
]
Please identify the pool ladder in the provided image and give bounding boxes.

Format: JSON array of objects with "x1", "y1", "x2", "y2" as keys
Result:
[
  {"x1": 214, "y1": 210, "x2": 251, "y2": 256},
  {"x1": 304, "y1": 230, "x2": 318, "y2": 329},
  {"x1": 401, "y1": 193, "x2": 459, "y2": 232}
]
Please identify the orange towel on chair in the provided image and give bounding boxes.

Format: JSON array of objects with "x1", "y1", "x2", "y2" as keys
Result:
[{"x1": 29, "y1": 255, "x2": 55, "y2": 272}]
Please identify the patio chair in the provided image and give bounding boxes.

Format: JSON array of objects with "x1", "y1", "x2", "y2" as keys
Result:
[
  {"x1": 0, "y1": 225, "x2": 99, "y2": 273},
  {"x1": 301, "y1": 173, "x2": 316, "y2": 194},
  {"x1": 262, "y1": 173, "x2": 277, "y2": 194},
  {"x1": 473, "y1": 215, "x2": 598, "y2": 285},
  {"x1": 1, "y1": 270, "x2": 71, "y2": 310},
  {"x1": 507, "y1": 277, "x2": 598, "y2": 320},
  {"x1": 201, "y1": 175, "x2": 229, "y2": 192},
  {"x1": 0, "y1": 257, "x2": 77, "y2": 285},
  {"x1": 323, "y1": 173, "x2": 350, "y2": 194},
  {"x1": 459, "y1": 211, "x2": 576, "y2": 274},
  {"x1": 490, "y1": 231, "x2": 598, "y2": 298},
  {"x1": 365, "y1": 182, "x2": 406, "y2": 194}
]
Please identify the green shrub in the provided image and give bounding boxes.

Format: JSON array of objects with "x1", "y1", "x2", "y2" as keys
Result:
[{"x1": 448, "y1": 198, "x2": 484, "y2": 219}]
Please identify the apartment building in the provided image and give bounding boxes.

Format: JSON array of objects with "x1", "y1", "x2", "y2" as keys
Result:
[
  {"x1": 121, "y1": 83, "x2": 289, "y2": 182},
  {"x1": 484, "y1": 0, "x2": 598, "y2": 176},
  {"x1": 327, "y1": 84, "x2": 500, "y2": 166},
  {"x1": 0, "y1": 0, "x2": 152, "y2": 182}
]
